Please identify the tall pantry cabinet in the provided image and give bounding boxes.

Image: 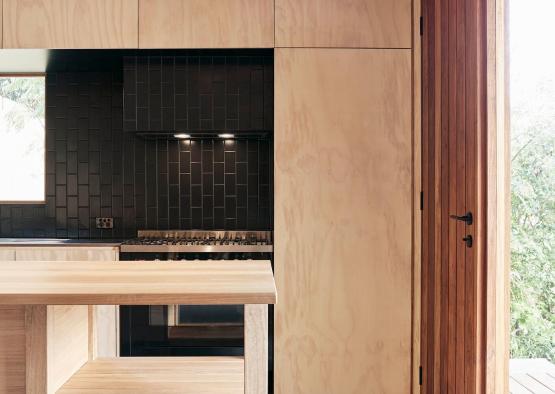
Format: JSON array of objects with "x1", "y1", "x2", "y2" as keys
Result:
[{"x1": 273, "y1": 0, "x2": 419, "y2": 393}]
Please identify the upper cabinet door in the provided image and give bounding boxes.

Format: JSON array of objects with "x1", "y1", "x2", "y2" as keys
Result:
[
  {"x1": 2, "y1": 0, "x2": 138, "y2": 48},
  {"x1": 275, "y1": 0, "x2": 412, "y2": 48},
  {"x1": 139, "y1": 0, "x2": 274, "y2": 48}
]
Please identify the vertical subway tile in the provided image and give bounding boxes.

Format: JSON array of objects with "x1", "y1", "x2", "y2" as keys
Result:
[{"x1": 3, "y1": 55, "x2": 273, "y2": 239}]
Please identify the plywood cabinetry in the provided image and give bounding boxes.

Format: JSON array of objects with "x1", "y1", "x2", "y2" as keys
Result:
[
  {"x1": 13, "y1": 247, "x2": 119, "y2": 360},
  {"x1": 275, "y1": 0, "x2": 412, "y2": 48},
  {"x1": 0, "y1": 245, "x2": 119, "y2": 394},
  {"x1": 0, "y1": 248, "x2": 15, "y2": 260},
  {"x1": 14, "y1": 247, "x2": 117, "y2": 261},
  {"x1": 138, "y1": 0, "x2": 274, "y2": 48},
  {"x1": 2, "y1": 0, "x2": 138, "y2": 48},
  {"x1": 274, "y1": 49, "x2": 413, "y2": 393},
  {"x1": 0, "y1": 248, "x2": 24, "y2": 394},
  {"x1": 24, "y1": 304, "x2": 89, "y2": 394}
]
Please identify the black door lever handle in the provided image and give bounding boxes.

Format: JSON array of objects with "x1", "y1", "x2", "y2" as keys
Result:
[
  {"x1": 463, "y1": 235, "x2": 473, "y2": 248},
  {"x1": 449, "y1": 211, "x2": 473, "y2": 225}
]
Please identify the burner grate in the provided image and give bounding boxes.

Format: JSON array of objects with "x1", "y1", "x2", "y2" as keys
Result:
[{"x1": 120, "y1": 230, "x2": 272, "y2": 253}]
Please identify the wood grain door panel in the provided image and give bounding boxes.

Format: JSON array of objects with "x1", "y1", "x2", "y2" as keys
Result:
[
  {"x1": 421, "y1": 0, "x2": 486, "y2": 391},
  {"x1": 275, "y1": 0, "x2": 412, "y2": 48},
  {"x1": 275, "y1": 48, "x2": 413, "y2": 393},
  {"x1": 2, "y1": 0, "x2": 138, "y2": 48},
  {"x1": 139, "y1": 0, "x2": 274, "y2": 48}
]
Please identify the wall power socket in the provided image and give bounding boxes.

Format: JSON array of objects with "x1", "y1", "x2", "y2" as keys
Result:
[{"x1": 95, "y1": 217, "x2": 114, "y2": 229}]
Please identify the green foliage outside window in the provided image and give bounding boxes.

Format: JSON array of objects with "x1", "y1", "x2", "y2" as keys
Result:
[{"x1": 510, "y1": 79, "x2": 555, "y2": 362}]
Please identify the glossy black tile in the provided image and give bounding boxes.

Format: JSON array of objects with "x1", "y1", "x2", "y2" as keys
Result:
[{"x1": 1, "y1": 59, "x2": 272, "y2": 238}]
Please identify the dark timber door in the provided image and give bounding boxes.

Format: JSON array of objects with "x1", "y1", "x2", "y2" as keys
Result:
[{"x1": 421, "y1": 0, "x2": 487, "y2": 392}]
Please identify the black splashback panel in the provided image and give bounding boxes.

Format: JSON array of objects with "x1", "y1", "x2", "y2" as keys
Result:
[
  {"x1": 0, "y1": 53, "x2": 273, "y2": 239},
  {"x1": 123, "y1": 55, "x2": 273, "y2": 133}
]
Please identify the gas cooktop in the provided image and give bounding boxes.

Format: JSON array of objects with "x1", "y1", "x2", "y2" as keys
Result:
[{"x1": 120, "y1": 230, "x2": 273, "y2": 253}]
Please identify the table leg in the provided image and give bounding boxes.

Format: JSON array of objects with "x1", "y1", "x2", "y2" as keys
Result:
[{"x1": 244, "y1": 304, "x2": 268, "y2": 394}]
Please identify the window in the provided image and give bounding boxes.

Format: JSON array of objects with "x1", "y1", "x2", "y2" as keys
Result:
[{"x1": 0, "y1": 76, "x2": 45, "y2": 202}]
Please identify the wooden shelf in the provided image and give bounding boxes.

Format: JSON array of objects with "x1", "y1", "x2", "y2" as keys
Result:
[{"x1": 56, "y1": 357, "x2": 244, "y2": 393}]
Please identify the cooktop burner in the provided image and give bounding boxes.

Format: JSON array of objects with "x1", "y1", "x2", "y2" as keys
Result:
[{"x1": 120, "y1": 230, "x2": 273, "y2": 253}]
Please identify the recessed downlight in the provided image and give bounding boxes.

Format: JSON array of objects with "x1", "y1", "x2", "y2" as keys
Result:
[
  {"x1": 218, "y1": 133, "x2": 235, "y2": 139},
  {"x1": 174, "y1": 133, "x2": 191, "y2": 139}
]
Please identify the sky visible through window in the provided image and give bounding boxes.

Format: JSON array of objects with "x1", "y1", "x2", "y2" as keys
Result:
[
  {"x1": 0, "y1": 76, "x2": 45, "y2": 202},
  {"x1": 510, "y1": 0, "x2": 555, "y2": 362}
]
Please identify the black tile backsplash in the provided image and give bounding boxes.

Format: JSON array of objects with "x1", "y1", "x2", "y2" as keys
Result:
[
  {"x1": 0, "y1": 53, "x2": 273, "y2": 239},
  {"x1": 123, "y1": 55, "x2": 273, "y2": 133}
]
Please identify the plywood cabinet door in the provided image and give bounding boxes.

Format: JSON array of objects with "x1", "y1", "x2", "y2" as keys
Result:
[
  {"x1": 275, "y1": 0, "x2": 412, "y2": 48},
  {"x1": 14, "y1": 246, "x2": 117, "y2": 261},
  {"x1": 139, "y1": 0, "x2": 274, "y2": 48},
  {"x1": 2, "y1": 0, "x2": 138, "y2": 48},
  {"x1": 0, "y1": 247, "x2": 15, "y2": 260},
  {"x1": 274, "y1": 49, "x2": 413, "y2": 393}
]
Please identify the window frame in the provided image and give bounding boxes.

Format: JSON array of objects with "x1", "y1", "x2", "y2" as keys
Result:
[{"x1": 0, "y1": 72, "x2": 47, "y2": 204}]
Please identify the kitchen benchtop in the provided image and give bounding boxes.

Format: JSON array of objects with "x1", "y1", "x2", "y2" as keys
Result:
[
  {"x1": 0, "y1": 260, "x2": 277, "y2": 305},
  {"x1": 0, "y1": 238, "x2": 123, "y2": 247}
]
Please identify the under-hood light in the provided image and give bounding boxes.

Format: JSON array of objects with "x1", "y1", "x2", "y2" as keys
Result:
[{"x1": 174, "y1": 133, "x2": 191, "y2": 139}]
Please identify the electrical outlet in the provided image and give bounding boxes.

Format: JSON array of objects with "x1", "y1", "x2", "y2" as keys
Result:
[{"x1": 95, "y1": 217, "x2": 113, "y2": 229}]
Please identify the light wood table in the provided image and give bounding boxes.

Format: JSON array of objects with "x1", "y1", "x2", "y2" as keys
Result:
[{"x1": 0, "y1": 260, "x2": 276, "y2": 394}]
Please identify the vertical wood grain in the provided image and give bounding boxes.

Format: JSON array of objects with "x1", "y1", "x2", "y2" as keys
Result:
[
  {"x1": 2, "y1": 0, "x2": 138, "y2": 48},
  {"x1": 412, "y1": 0, "x2": 423, "y2": 390},
  {"x1": 244, "y1": 304, "x2": 268, "y2": 394},
  {"x1": 139, "y1": 0, "x2": 274, "y2": 48},
  {"x1": 0, "y1": 249, "x2": 24, "y2": 394},
  {"x1": 0, "y1": 306, "x2": 26, "y2": 394},
  {"x1": 25, "y1": 306, "x2": 47, "y2": 394},
  {"x1": 275, "y1": 48, "x2": 413, "y2": 394},
  {"x1": 421, "y1": 0, "x2": 491, "y2": 391},
  {"x1": 93, "y1": 302, "x2": 119, "y2": 358},
  {"x1": 0, "y1": 305, "x2": 25, "y2": 394},
  {"x1": 46, "y1": 305, "x2": 89, "y2": 394},
  {"x1": 485, "y1": 0, "x2": 510, "y2": 392},
  {"x1": 275, "y1": 0, "x2": 412, "y2": 48}
]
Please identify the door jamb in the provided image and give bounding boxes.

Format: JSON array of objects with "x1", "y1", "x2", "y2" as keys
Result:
[{"x1": 483, "y1": 0, "x2": 510, "y2": 392}]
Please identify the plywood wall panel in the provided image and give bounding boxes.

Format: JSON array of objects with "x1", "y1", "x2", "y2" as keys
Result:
[
  {"x1": 3, "y1": 0, "x2": 138, "y2": 48},
  {"x1": 139, "y1": 0, "x2": 274, "y2": 48},
  {"x1": 274, "y1": 49, "x2": 413, "y2": 393},
  {"x1": 275, "y1": 0, "x2": 412, "y2": 48}
]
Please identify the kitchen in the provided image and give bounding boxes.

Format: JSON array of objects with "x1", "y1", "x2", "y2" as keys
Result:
[{"x1": 0, "y1": 1, "x2": 425, "y2": 394}]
